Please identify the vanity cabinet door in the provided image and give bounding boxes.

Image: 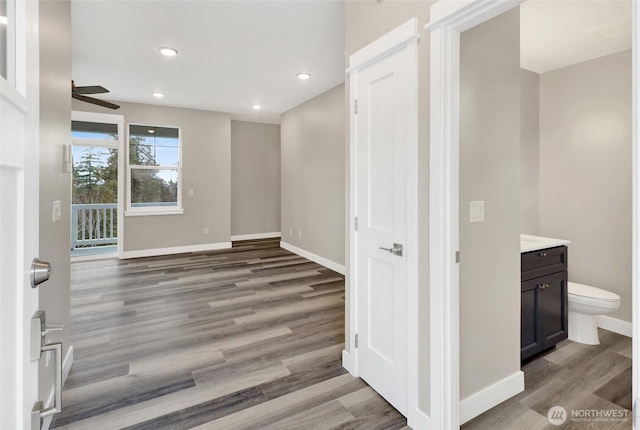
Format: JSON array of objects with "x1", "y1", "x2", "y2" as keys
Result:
[
  {"x1": 539, "y1": 271, "x2": 569, "y2": 349},
  {"x1": 521, "y1": 281, "x2": 542, "y2": 360},
  {"x1": 520, "y1": 270, "x2": 568, "y2": 361}
]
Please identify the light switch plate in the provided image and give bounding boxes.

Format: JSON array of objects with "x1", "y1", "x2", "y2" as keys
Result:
[
  {"x1": 470, "y1": 201, "x2": 485, "y2": 223},
  {"x1": 52, "y1": 200, "x2": 61, "y2": 222}
]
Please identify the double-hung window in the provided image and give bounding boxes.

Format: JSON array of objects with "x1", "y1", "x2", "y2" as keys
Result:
[{"x1": 126, "y1": 124, "x2": 183, "y2": 215}]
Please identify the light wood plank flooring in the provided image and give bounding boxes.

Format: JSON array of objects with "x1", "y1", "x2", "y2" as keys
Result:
[
  {"x1": 53, "y1": 238, "x2": 632, "y2": 429},
  {"x1": 463, "y1": 330, "x2": 632, "y2": 429},
  {"x1": 52, "y1": 238, "x2": 408, "y2": 430}
]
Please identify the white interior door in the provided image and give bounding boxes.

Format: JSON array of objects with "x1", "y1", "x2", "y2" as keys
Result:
[
  {"x1": 355, "y1": 47, "x2": 408, "y2": 416},
  {"x1": 0, "y1": 0, "x2": 41, "y2": 428}
]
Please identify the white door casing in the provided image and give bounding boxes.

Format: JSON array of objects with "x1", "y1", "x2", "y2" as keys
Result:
[
  {"x1": 345, "y1": 18, "x2": 420, "y2": 426},
  {"x1": 0, "y1": 0, "x2": 40, "y2": 428}
]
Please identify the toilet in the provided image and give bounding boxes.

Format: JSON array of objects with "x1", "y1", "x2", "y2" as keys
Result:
[{"x1": 568, "y1": 282, "x2": 621, "y2": 345}]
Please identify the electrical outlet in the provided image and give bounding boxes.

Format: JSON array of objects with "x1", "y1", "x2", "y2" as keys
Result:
[
  {"x1": 188, "y1": 188, "x2": 194, "y2": 196},
  {"x1": 52, "y1": 200, "x2": 61, "y2": 222},
  {"x1": 298, "y1": 230, "x2": 302, "y2": 238},
  {"x1": 204, "y1": 227, "x2": 210, "y2": 235},
  {"x1": 289, "y1": 228, "x2": 293, "y2": 236}
]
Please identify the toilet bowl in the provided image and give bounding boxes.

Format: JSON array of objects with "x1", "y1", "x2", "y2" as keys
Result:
[{"x1": 568, "y1": 282, "x2": 621, "y2": 345}]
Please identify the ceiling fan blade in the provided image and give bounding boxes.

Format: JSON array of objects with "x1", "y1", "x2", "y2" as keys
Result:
[
  {"x1": 73, "y1": 94, "x2": 120, "y2": 110},
  {"x1": 72, "y1": 85, "x2": 109, "y2": 95}
]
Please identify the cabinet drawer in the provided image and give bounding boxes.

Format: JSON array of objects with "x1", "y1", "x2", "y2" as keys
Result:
[{"x1": 521, "y1": 246, "x2": 567, "y2": 281}]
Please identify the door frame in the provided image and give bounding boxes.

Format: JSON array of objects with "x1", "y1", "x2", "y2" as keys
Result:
[
  {"x1": 71, "y1": 111, "x2": 125, "y2": 258},
  {"x1": 425, "y1": 0, "x2": 638, "y2": 428},
  {"x1": 343, "y1": 17, "x2": 421, "y2": 426}
]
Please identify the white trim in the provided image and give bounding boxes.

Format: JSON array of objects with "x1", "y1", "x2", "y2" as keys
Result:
[
  {"x1": 124, "y1": 208, "x2": 184, "y2": 217},
  {"x1": 230, "y1": 232, "x2": 281, "y2": 241},
  {"x1": 71, "y1": 137, "x2": 118, "y2": 149},
  {"x1": 279, "y1": 241, "x2": 346, "y2": 275},
  {"x1": 426, "y1": 1, "x2": 525, "y2": 428},
  {"x1": 71, "y1": 252, "x2": 118, "y2": 263},
  {"x1": 347, "y1": 18, "x2": 419, "y2": 74},
  {"x1": 0, "y1": 77, "x2": 28, "y2": 112},
  {"x1": 341, "y1": 348, "x2": 356, "y2": 375},
  {"x1": 119, "y1": 242, "x2": 231, "y2": 259},
  {"x1": 633, "y1": 0, "x2": 639, "y2": 412},
  {"x1": 459, "y1": 371, "x2": 525, "y2": 425},
  {"x1": 599, "y1": 315, "x2": 633, "y2": 338},
  {"x1": 347, "y1": 17, "x2": 421, "y2": 427}
]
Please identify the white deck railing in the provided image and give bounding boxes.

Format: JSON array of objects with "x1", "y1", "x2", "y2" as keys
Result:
[{"x1": 71, "y1": 203, "x2": 118, "y2": 249}]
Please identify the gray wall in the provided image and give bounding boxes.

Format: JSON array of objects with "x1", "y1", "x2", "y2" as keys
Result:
[
  {"x1": 39, "y1": 0, "x2": 72, "y2": 403},
  {"x1": 344, "y1": 0, "x2": 432, "y2": 412},
  {"x1": 280, "y1": 84, "x2": 345, "y2": 265},
  {"x1": 521, "y1": 69, "x2": 540, "y2": 235},
  {"x1": 539, "y1": 50, "x2": 632, "y2": 322},
  {"x1": 72, "y1": 100, "x2": 231, "y2": 253},
  {"x1": 459, "y1": 8, "x2": 521, "y2": 400},
  {"x1": 231, "y1": 121, "x2": 281, "y2": 236}
]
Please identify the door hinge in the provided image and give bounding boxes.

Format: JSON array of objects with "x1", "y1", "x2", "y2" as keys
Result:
[
  {"x1": 354, "y1": 217, "x2": 358, "y2": 231},
  {"x1": 355, "y1": 333, "x2": 359, "y2": 348},
  {"x1": 354, "y1": 99, "x2": 358, "y2": 115},
  {"x1": 455, "y1": 251, "x2": 460, "y2": 263}
]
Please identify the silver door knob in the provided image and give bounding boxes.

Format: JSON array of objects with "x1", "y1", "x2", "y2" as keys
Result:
[
  {"x1": 31, "y1": 258, "x2": 51, "y2": 288},
  {"x1": 379, "y1": 243, "x2": 403, "y2": 256}
]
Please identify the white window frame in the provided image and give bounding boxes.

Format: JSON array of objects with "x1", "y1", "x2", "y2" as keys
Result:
[
  {"x1": 125, "y1": 122, "x2": 183, "y2": 216},
  {"x1": 71, "y1": 110, "x2": 125, "y2": 257}
]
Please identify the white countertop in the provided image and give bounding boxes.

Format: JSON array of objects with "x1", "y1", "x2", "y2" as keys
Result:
[{"x1": 520, "y1": 234, "x2": 571, "y2": 253}]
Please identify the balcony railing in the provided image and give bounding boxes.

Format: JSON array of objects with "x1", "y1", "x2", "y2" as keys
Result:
[{"x1": 71, "y1": 203, "x2": 118, "y2": 250}]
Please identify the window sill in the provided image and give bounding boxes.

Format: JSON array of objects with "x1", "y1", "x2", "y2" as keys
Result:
[{"x1": 125, "y1": 208, "x2": 184, "y2": 217}]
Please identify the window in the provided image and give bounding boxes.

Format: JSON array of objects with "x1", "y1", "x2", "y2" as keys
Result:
[
  {"x1": 0, "y1": 0, "x2": 16, "y2": 84},
  {"x1": 127, "y1": 124, "x2": 182, "y2": 215}
]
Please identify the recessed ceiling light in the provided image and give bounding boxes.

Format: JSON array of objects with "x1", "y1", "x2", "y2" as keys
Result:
[
  {"x1": 0, "y1": 16, "x2": 7, "y2": 25},
  {"x1": 252, "y1": 104, "x2": 262, "y2": 110},
  {"x1": 158, "y1": 47, "x2": 178, "y2": 57},
  {"x1": 152, "y1": 92, "x2": 165, "y2": 98},
  {"x1": 297, "y1": 72, "x2": 311, "y2": 81}
]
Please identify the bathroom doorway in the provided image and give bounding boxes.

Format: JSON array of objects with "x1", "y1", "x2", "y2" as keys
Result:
[{"x1": 426, "y1": 0, "x2": 637, "y2": 427}]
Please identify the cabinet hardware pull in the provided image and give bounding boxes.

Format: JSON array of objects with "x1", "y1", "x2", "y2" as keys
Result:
[
  {"x1": 538, "y1": 283, "x2": 550, "y2": 290},
  {"x1": 538, "y1": 252, "x2": 548, "y2": 257}
]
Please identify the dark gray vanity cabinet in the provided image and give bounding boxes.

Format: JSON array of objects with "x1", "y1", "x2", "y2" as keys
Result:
[{"x1": 521, "y1": 246, "x2": 568, "y2": 361}]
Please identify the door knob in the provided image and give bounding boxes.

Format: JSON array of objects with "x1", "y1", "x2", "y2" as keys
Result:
[
  {"x1": 31, "y1": 258, "x2": 51, "y2": 288},
  {"x1": 379, "y1": 243, "x2": 403, "y2": 256}
]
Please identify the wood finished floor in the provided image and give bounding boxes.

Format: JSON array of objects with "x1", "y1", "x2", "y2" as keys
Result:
[
  {"x1": 53, "y1": 238, "x2": 632, "y2": 429},
  {"x1": 52, "y1": 238, "x2": 409, "y2": 430},
  {"x1": 463, "y1": 330, "x2": 632, "y2": 430}
]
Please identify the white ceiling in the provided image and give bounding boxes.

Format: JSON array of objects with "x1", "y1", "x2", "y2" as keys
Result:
[
  {"x1": 71, "y1": 1, "x2": 345, "y2": 124},
  {"x1": 71, "y1": 1, "x2": 632, "y2": 122},
  {"x1": 521, "y1": 0, "x2": 632, "y2": 73}
]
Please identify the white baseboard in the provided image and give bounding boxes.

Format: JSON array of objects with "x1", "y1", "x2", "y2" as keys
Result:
[
  {"x1": 460, "y1": 370, "x2": 524, "y2": 425},
  {"x1": 231, "y1": 232, "x2": 281, "y2": 241},
  {"x1": 280, "y1": 241, "x2": 346, "y2": 275},
  {"x1": 598, "y1": 315, "x2": 632, "y2": 338},
  {"x1": 342, "y1": 349, "x2": 356, "y2": 375},
  {"x1": 119, "y1": 242, "x2": 232, "y2": 259},
  {"x1": 409, "y1": 408, "x2": 432, "y2": 430}
]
